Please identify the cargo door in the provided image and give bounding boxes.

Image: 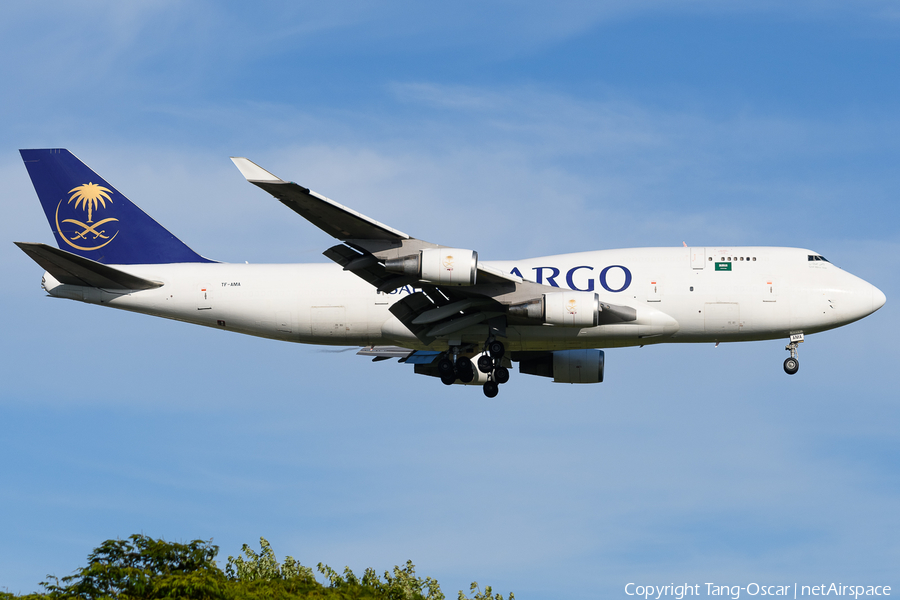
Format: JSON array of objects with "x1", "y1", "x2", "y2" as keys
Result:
[
  {"x1": 704, "y1": 302, "x2": 740, "y2": 334},
  {"x1": 311, "y1": 306, "x2": 346, "y2": 338}
]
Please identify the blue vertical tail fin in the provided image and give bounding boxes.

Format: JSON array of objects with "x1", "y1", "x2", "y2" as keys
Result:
[{"x1": 20, "y1": 148, "x2": 212, "y2": 264}]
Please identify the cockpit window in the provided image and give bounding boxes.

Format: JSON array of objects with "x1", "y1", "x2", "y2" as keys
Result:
[{"x1": 808, "y1": 255, "x2": 831, "y2": 263}]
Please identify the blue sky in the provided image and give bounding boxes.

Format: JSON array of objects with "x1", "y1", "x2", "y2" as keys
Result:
[{"x1": 1, "y1": 2, "x2": 898, "y2": 598}]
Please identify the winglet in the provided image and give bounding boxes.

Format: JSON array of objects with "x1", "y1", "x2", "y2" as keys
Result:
[{"x1": 230, "y1": 157, "x2": 283, "y2": 182}]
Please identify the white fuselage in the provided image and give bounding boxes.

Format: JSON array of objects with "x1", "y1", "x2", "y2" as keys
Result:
[{"x1": 40, "y1": 246, "x2": 884, "y2": 351}]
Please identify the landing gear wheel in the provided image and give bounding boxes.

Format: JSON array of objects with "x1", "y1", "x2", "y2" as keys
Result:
[
  {"x1": 483, "y1": 381, "x2": 499, "y2": 398},
  {"x1": 784, "y1": 335, "x2": 803, "y2": 376},
  {"x1": 456, "y1": 358, "x2": 475, "y2": 383},
  {"x1": 783, "y1": 357, "x2": 799, "y2": 375},
  {"x1": 488, "y1": 340, "x2": 505, "y2": 358},
  {"x1": 477, "y1": 354, "x2": 494, "y2": 373},
  {"x1": 494, "y1": 366, "x2": 510, "y2": 384},
  {"x1": 437, "y1": 358, "x2": 455, "y2": 376},
  {"x1": 440, "y1": 372, "x2": 457, "y2": 385}
]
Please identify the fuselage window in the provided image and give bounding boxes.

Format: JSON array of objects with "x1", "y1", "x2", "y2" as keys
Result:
[
  {"x1": 740, "y1": 257, "x2": 744, "y2": 261},
  {"x1": 752, "y1": 257, "x2": 756, "y2": 261}
]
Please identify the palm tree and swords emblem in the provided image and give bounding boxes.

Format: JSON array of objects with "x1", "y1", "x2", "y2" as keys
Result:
[{"x1": 54, "y1": 182, "x2": 120, "y2": 251}]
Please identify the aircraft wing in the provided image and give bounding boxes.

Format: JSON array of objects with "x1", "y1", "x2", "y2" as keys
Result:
[
  {"x1": 232, "y1": 158, "x2": 530, "y2": 281},
  {"x1": 232, "y1": 157, "x2": 635, "y2": 345},
  {"x1": 230, "y1": 158, "x2": 409, "y2": 242}
]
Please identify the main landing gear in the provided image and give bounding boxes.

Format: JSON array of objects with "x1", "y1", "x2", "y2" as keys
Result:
[
  {"x1": 783, "y1": 333, "x2": 803, "y2": 375},
  {"x1": 438, "y1": 353, "x2": 475, "y2": 385},
  {"x1": 438, "y1": 349, "x2": 478, "y2": 386},
  {"x1": 479, "y1": 337, "x2": 509, "y2": 398},
  {"x1": 437, "y1": 337, "x2": 510, "y2": 397}
]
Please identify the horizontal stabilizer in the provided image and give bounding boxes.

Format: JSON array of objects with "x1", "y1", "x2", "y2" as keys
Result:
[{"x1": 15, "y1": 242, "x2": 163, "y2": 290}]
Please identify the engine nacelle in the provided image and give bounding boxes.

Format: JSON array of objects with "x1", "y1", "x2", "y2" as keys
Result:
[
  {"x1": 509, "y1": 291, "x2": 600, "y2": 327},
  {"x1": 385, "y1": 248, "x2": 478, "y2": 285},
  {"x1": 553, "y1": 349, "x2": 604, "y2": 383},
  {"x1": 519, "y1": 349, "x2": 605, "y2": 384}
]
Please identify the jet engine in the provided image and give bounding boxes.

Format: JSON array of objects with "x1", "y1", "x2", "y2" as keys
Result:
[
  {"x1": 508, "y1": 291, "x2": 600, "y2": 327},
  {"x1": 519, "y1": 349, "x2": 605, "y2": 383},
  {"x1": 385, "y1": 248, "x2": 478, "y2": 285}
]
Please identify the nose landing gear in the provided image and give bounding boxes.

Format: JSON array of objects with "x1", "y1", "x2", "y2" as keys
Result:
[
  {"x1": 783, "y1": 333, "x2": 803, "y2": 375},
  {"x1": 783, "y1": 357, "x2": 799, "y2": 375}
]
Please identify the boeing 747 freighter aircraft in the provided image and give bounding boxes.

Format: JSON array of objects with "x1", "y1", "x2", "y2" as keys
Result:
[{"x1": 17, "y1": 149, "x2": 886, "y2": 397}]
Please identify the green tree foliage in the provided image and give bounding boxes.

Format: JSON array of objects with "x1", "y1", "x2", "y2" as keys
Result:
[
  {"x1": 226, "y1": 538, "x2": 315, "y2": 583},
  {"x1": 458, "y1": 583, "x2": 515, "y2": 600},
  {"x1": 39, "y1": 534, "x2": 227, "y2": 599},
  {"x1": 5, "y1": 535, "x2": 513, "y2": 600},
  {"x1": 315, "y1": 559, "x2": 444, "y2": 600}
]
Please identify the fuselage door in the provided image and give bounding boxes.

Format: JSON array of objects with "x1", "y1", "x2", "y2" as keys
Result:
[
  {"x1": 691, "y1": 248, "x2": 706, "y2": 269},
  {"x1": 763, "y1": 280, "x2": 777, "y2": 302},
  {"x1": 198, "y1": 284, "x2": 212, "y2": 310},
  {"x1": 648, "y1": 279, "x2": 661, "y2": 302}
]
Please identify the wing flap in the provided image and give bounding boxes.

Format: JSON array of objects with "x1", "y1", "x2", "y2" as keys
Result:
[
  {"x1": 356, "y1": 345, "x2": 414, "y2": 362},
  {"x1": 388, "y1": 292, "x2": 442, "y2": 345},
  {"x1": 323, "y1": 244, "x2": 413, "y2": 292}
]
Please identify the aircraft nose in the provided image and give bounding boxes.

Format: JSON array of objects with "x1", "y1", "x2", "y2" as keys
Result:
[
  {"x1": 835, "y1": 273, "x2": 886, "y2": 324},
  {"x1": 873, "y1": 285, "x2": 886, "y2": 312}
]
